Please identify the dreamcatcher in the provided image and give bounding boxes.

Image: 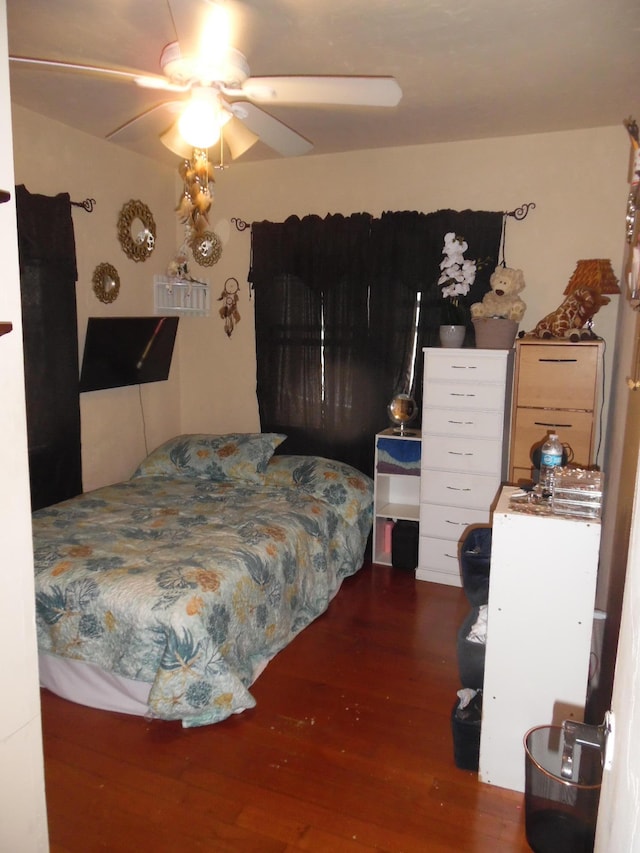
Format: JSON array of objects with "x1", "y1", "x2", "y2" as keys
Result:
[{"x1": 218, "y1": 277, "x2": 240, "y2": 337}]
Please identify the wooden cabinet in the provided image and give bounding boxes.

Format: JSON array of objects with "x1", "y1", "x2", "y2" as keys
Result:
[
  {"x1": 509, "y1": 339, "x2": 604, "y2": 484},
  {"x1": 416, "y1": 348, "x2": 513, "y2": 586},
  {"x1": 479, "y1": 487, "x2": 601, "y2": 793},
  {"x1": 373, "y1": 429, "x2": 421, "y2": 565}
]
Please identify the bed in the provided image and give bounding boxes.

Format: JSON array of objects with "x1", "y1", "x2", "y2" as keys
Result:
[{"x1": 32, "y1": 433, "x2": 373, "y2": 727}]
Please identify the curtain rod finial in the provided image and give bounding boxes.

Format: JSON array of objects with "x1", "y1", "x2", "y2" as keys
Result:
[{"x1": 506, "y1": 202, "x2": 536, "y2": 221}]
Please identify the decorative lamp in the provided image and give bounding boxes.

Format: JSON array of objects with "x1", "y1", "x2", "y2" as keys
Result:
[{"x1": 564, "y1": 259, "x2": 620, "y2": 296}]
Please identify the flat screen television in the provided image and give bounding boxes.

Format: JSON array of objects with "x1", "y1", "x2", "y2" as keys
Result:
[{"x1": 79, "y1": 317, "x2": 179, "y2": 392}]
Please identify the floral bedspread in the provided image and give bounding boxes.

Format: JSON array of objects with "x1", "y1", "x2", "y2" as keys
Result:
[{"x1": 32, "y1": 464, "x2": 372, "y2": 726}]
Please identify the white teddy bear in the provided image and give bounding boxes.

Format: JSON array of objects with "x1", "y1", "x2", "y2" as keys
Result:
[{"x1": 470, "y1": 265, "x2": 526, "y2": 323}]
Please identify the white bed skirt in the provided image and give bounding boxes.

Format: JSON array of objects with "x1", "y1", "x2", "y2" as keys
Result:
[
  {"x1": 38, "y1": 652, "x2": 271, "y2": 720},
  {"x1": 38, "y1": 652, "x2": 152, "y2": 717}
]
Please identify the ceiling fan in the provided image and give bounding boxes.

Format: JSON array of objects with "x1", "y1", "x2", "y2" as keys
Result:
[{"x1": 9, "y1": 0, "x2": 403, "y2": 162}]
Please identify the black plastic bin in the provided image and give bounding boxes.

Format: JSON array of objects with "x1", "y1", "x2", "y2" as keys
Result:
[
  {"x1": 524, "y1": 724, "x2": 603, "y2": 853},
  {"x1": 456, "y1": 607, "x2": 486, "y2": 689},
  {"x1": 391, "y1": 520, "x2": 419, "y2": 570},
  {"x1": 457, "y1": 526, "x2": 492, "y2": 689},
  {"x1": 460, "y1": 526, "x2": 492, "y2": 606},
  {"x1": 451, "y1": 691, "x2": 483, "y2": 771}
]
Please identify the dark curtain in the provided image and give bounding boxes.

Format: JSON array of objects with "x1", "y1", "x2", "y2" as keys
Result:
[
  {"x1": 251, "y1": 209, "x2": 503, "y2": 476},
  {"x1": 369, "y1": 209, "x2": 504, "y2": 412},
  {"x1": 15, "y1": 184, "x2": 82, "y2": 510}
]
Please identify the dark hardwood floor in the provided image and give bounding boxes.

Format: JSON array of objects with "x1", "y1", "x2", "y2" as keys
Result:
[{"x1": 41, "y1": 563, "x2": 531, "y2": 852}]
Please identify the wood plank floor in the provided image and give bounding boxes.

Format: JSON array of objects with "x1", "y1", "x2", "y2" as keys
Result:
[{"x1": 40, "y1": 563, "x2": 531, "y2": 852}]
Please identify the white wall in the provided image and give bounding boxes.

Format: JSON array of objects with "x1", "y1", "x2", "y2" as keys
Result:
[
  {"x1": 595, "y1": 440, "x2": 640, "y2": 852},
  {"x1": 4, "y1": 30, "x2": 639, "y2": 845},
  {"x1": 11, "y1": 105, "x2": 183, "y2": 490},
  {"x1": 180, "y1": 126, "x2": 628, "y2": 455},
  {"x1": 0, "y1": 1, "x2": 48, "y2": 848},
  {"x1": 9, "y1": 109, "x2": 629, "y2": 487}
]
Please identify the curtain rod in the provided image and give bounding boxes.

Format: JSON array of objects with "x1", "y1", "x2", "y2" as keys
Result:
[
  {"x1": 71, "y1": 198, "x2": 96, "y2": 213},
  {"x1": 232, "y1": 202, "x2": 536, "y2": 232}
]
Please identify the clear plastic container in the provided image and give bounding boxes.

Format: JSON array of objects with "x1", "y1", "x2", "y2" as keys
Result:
[{"x1": 552, "y1": 468, "x2": 604, "y2": 519}]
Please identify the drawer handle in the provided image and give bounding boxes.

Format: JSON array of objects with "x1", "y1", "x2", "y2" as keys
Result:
[
  {"x1": 450, "y1": 392, "x2": 477, "y2": 397},
  {"x1": 446, "y1": 486, "x2": 471, "y2": 492},
  {"x1": 444, "y1": 553, "x2": 458, "y2": 560},
  {"x1": 448, "y1": 419, "x2": 474, "y2": 425},
  {"x1": 445, "y1": 519, "x2": 468, "y2": 526},
  {"x1": 537, "y1": 358, "x2": 578, "y2": 364},
  {"x1": 450, "y1": 365, "x2": 478, "y2": 369},
  {"x1": 534, "y1": 421, "x2": 573, "y2": 428},
  {"x1": 448, "y1": 451, "x2": 473, "y2": 456}
]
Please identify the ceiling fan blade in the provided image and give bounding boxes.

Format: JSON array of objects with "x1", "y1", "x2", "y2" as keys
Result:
[
  {"x1": 223, "y1": 116, "x2": 259, "y2": 159},
  {"x1": 232, "y1": 102, "x2": 312, "y2": 157},
  {"x1": 107, "y1": 101, "x2": 184, "y2": 145},
  {"x1": 167, "y1": 0, "x2": 255, "y2": 61},
  {"x1": 167, "y1": 0, "x2": 211, "y2": 59},
  {"x1": 9, "y1": 55, "x2": 185, "y2": 92},
  {"x1": 241, "y1": 76, "x2": 402, "y2": 107}
]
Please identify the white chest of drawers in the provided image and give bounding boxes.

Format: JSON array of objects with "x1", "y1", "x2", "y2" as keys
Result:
[{"x1": 416, "y1": 347, "x2": 513, "y2": 586}]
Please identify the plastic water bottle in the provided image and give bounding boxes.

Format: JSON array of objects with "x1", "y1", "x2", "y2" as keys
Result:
[{"x1": 539, "y1": 432, "x2": 563, "y2": 495}]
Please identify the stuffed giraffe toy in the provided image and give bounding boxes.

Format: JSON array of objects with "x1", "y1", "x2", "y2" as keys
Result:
[{"x1": 522, "y1": 286, "x2": 610, "y2": 340}]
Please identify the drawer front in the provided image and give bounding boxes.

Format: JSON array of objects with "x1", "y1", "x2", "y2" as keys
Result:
[
  {"x1": 511, "y1": 465, "x2": 534, "y2": 485},
  {"x1": 422, "y1": 434, "x2": 503, "y2": 475},
  {"x1": 424, "y1": 350, "x2": 508, "y2": 384},
  {"x1": 424, "y1": 381, "x2": 507, "y2": 412},
  {"x1": 423, "y1": 407, "x2": 504, "y2": 439},
  {"x1": 418, "y1": 535, "x2": 463, "y2": 578},
  {"x1": 421, "y1": 470, "x2": 501, "y2": 509},
  {"x1": 516, "y1": 344, "x2": 599, "y2": 410},
  {"x1": 420, "y1": 503, "x2": 490, "y2": 540},
  {"x1": 511, "y1": 408, "x2": 594, "y2": 469}
]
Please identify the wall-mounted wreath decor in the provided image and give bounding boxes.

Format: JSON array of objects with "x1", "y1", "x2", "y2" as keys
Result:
[
  {"x1": 117, "y1": 199, "x2": 156, "y2": 262},
  {"x1": 92, "y1": 262, "x2": 120, "y2": 303},
  {"x1": 191, "y1": 230, "x2": 222, "y2": 267}
]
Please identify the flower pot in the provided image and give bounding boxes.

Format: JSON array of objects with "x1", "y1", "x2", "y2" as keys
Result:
[
  {"x1": 472, "y1": 317, "x2": 519, "y2": 349},
  {"x1": 439, "y1": 324, "x2": 466, "y2": 348}
]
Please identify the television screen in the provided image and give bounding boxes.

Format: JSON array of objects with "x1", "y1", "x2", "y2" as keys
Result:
[{"x1": 79, "y1": 317, "x2": 179, "y2": 392}]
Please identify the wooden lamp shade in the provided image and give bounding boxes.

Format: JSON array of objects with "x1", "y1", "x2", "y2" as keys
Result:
[{"x1": 564, "y1": 259, "x2": 620, "y2": 295}]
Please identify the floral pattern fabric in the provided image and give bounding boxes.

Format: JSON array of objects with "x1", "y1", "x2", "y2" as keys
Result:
[
  {"x1": 132, "y1": 433, "x2": 287, "y2": 484},
  {"x1": 263, "y1": 455, "x2": 374, "y2": 524},
  {"x1": 33, "y1": 462, "x2": 373, "y2": 727}
]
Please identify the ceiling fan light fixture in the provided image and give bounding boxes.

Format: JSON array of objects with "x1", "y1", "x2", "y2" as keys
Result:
[
  {"x1": 160, "y1": 123, "x2": 194, "y2": 159},
  {"x1": 178, "y1": 87, "x2": 223, "y2": 149}
]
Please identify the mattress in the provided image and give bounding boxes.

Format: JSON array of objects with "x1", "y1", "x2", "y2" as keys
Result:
[{"x1": 32, "y1": 440, "x2": 373, "y2": 727}]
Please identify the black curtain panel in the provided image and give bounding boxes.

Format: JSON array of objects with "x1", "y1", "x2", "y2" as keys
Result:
[
  {"x1": 251, "y1": 209, "x2": 503, "y2": 476},
  {"x1": 15, "y1": 184, "x2": 82, "y2": 510}
]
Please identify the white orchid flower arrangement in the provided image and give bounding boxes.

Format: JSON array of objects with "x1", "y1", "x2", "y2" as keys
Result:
[{"x1": 438, "y1": 232, "x2": 477, "y2": 324}]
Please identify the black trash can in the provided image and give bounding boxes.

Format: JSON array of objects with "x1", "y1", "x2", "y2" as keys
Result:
[
  {"x1": 451, "y1": 690, "x2": 483, "y2": 771},
  {"x1": 524, "y1": 724, "x2": 603, "y2": 853},
  {"x1": 456, "y1": 607, "x2": 487, "y2": 689},
  {"x1": 460, "y1": 526, "x2": 492, "y2": 606},
  {"x1": 391, "y1": 520, "x2": 419, "y2": 570}
]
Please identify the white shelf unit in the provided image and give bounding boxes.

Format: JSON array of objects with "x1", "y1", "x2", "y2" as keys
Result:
[
  {"x1": 479, "y1": 486, "x2": 601, "y2": 793},
  {"x1": 417, "y1": 347, "x2": 513, "y2": 586},
  {"x1": 153, "y1": 275, "x2": 210, "y2": 316},
  {"x1": 373, "y1": 428, "x2": 421, "y2": 565}
]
